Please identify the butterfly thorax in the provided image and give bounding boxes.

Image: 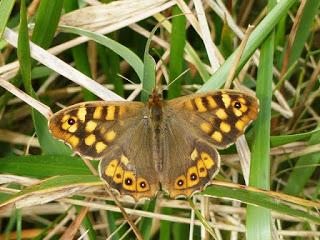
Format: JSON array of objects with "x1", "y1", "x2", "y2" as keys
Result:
[{"x1": 147, "y1": 89, "x2": 165, "y2": 172}]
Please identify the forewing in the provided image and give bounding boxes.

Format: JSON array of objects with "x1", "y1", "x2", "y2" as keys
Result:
[
  {"x1": 48, "y1": 101, "x2": 144, "y2": 159},
  {"x1": 167, "y1": 90, "x2": 259, "y2": 148}
]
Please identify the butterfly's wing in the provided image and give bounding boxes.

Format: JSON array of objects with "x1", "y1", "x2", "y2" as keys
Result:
[
  {"x1": 49, "y1": 101, "x2": 159, "y2": 200},
  {"x1": 160, "y1": 90, "x2": 259, "y2": 197}
]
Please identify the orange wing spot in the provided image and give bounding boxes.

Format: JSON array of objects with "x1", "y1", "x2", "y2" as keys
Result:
[
  {"x1": 120, "y1": 154, "x2": 129, "y2": 166},
  {"x1": 187, "y1": 166, "x2": 200, "y2": 187},
  {"x1": 240, "y1": 104, "x2": 248, "y2": 113},
  {"x1": 241, "y1": 115, "x2": 250, "y2": 123},
  {"x1": 85, "y1": 134, "x2": 96, "y2": 146},
  {"x1": 197, "y1": 159, "x2": 208, "y2": 177},
  {"x1": 220, "y1": 122, "x2": 231, "y2": 133},
  {"x1": 238, "y1": 97, "x2": 247, "y2": 104},
  {"x1": 211, "y1": 131, "x2": 223, "y2": 142},
  {"x1": 106, "y1": 106, "x2": 115, "y2": 120},
  {"x1": 201, "y1": 152, "x2": 215, "y2": 169},
  {"x1": 95, "y1": 141, "x2": 107, "y2": 153},
  {"x1": 61, "y1": 114, "x2": 70, "y2": 123},
  {"x1": 200, "y1": 122, "x2": 212, "y2": 134},
  {"x1": 222, "y1": 94, "x2": 231, "y2": 108},
  {"x1": 123, "y1": 171, "x2": 137, "y2": 191},
  {"x1": 216, "y1": 109, "x2": 228, "y2": 120},
  {"x1": 85, "y1": 121, "x2": 97, "y2": 132},
  {"x1": 105, "y1": 130, "x2": 116, "y2": 142},
  {"x1": 207, "y1": 96, "x2": 217, "y2": 108},
  {"x1": 113, "y1": 165, "x2": 124, "y2": 184},
  {"x1": 77, "y1": 107, "x2": 87, "y2": 122},
  {"x1": 233, "y1": 107, "x2": 243, "y2": 117},
  {"x1": 62, "y1": 121, "x2": 70, "y2": 130},
  {"x1": 235, "y1": 120, "x2": 245, "y2": 131},
  {"x1": 105, "y1": 159, "x2": 118, "y2": 177},
  {"x1": 137, "y1": 177, "x2": 150, "y2": 192},
  {"x1": 93, "y1": 106, "x2": 103, "y2": 119},
  {"x1": 118, "y1": 106, "x2": 126, "y2": 118},
  {"x1": 195, "y1": 98, "x2": 207, "y2": 112},
  {"x1": 68, "y1": 123, "x2": 78, "y2": 133},
  {"x1": 68, "y1": 135, "x2": 80, "y2": 148},
  {"x1": 190, "y1": 148, "x2": 198, "y2": 161},
  {"x1": 174, "y1": 175, "x2": 187, "y2": 189},
  {"x1": 185, "y1": 101, "x2": 194, "y2": 111}
]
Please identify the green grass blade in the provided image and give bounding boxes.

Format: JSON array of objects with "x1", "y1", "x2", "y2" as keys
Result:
[
  {"x1": 287, "y1": 0, "x2": 320, "y2": 68},
  {"x1": 284, "y1": 125, "x2": 320, "y2": 196},
  {"x1": 203, "y1": 185, "x2": 320, "y2": 224},
  {"x1": 0, "y1": 0, "x2": 15, "y2": 38},
  {"x1": 270, "y1": 128, "x2": 320, "y2": 147},
  {"x1": 138, "y1": 198, "x2": 157, "y2": 240},
  {"x1": 31, "y1": 0, "x2": 63, "y2": 48},
  {"x1": 141, "y1": 25, "x2": 157, "y2": 102},
  {"x1": 199, "y1": 0, "x2": 297, "y2": 91},
  {"x1": 246, "y1": 0, "x2": 276, "y2": 238},
  {"x1": 0, "y1": 155, "x2": 98, "y2": 178},
  {"x1": 60, "y1": 25, "x2": 144, "y2": 81},
  {"x1": 17, "y1": 0, "x2": 70, "y2": 155},
  {"x1": 167, "y1": 7, "x2": 186, "y2": 99}
]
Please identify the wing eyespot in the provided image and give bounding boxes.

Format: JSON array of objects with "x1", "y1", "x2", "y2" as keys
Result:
[
  {"x1": 67, "y1": 117, "x2": 76, "y2": 125},
  {"x1": 124, "y1": 178, "x2": 133, "y2": 186},
  {"x1": 177, "y1": 179, "x2": 184, "y2": 186},
  {"x1": 234, "y1": 101, "x2": 241, "y2": 109},
  {"x1": 190, "y1": 173, "x2": 197, "y2": 181}
]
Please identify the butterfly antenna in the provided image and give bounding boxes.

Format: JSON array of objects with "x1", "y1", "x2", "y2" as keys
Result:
[
  {"x1": 164, "y1": 68, "x2": 190, "y2": 91},
  {"x1": 117, "y1": 73, "x2": 151, "y2": 95}
]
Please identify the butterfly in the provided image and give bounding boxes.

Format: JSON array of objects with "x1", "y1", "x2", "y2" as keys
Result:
[{"x1": 49, "y1": 89, "x2": 259, "y2": 201}]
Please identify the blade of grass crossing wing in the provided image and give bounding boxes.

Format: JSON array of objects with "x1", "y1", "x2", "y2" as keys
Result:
[
  {"x1": 246, "y1": 0, "x2": 275, "y2": 238},
  {"x1": 199, "y1": 0, "x2": 297, "y2": 91},
  {"x1": 284, "y1": 125, "x2": 320, "y2": 196},
  {"x1": 167, "y1": 6, "x2": 186, "y2": 99},
  {"x1": 18, "y1": 0, "x2": 70, "y2": 155}
]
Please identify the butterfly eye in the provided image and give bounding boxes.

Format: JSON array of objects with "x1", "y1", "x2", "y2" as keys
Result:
[
  {"x1": 234, "y1": 101, "x2": 241, "y2": 109},
  {"x1": 68, "y1": 118, "x2": 76, "y2": 125}
]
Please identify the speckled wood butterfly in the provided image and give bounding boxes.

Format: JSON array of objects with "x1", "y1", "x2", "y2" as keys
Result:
[{"x1": 49, "y1": 89, "x2": 259, "y2": 200}]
